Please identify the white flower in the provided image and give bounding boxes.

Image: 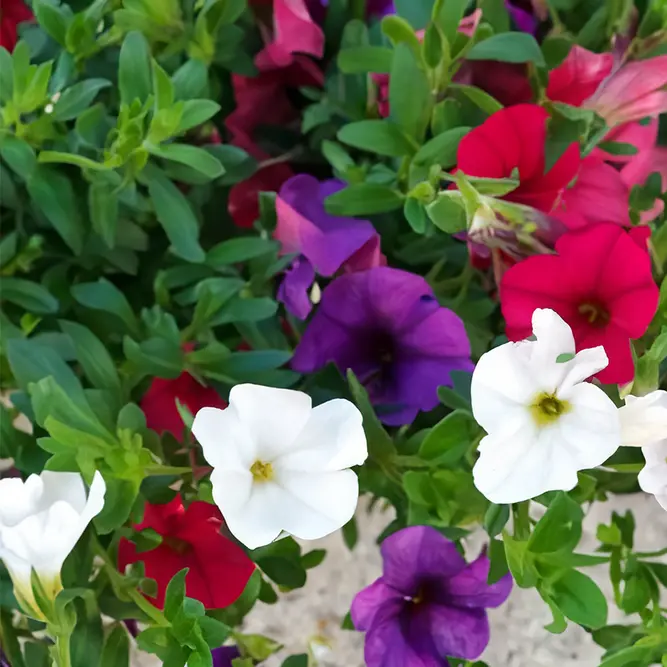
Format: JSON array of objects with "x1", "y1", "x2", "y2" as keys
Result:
[
  {"x1": 0, "y1": 471, "x2": 106, "y2": 610},
  {"x1": 638, "y1": 439, "x2": 667, "y2": 511},
  {"x1": 471, "y1": 308, "x2": 621, "y2": 504},
  {"x1": 192, "y1": 384, "x2": 367, "y2": 549}
]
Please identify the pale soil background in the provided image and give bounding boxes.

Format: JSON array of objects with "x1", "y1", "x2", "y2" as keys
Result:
[{"x1": 133, "y1": 494, "x2": 667, "y2": 667}]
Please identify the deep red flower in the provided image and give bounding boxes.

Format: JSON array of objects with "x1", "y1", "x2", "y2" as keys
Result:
[
  {"x1": 118, "y1": 497, "x2": 254, "y2": 610},
  {"x1": 546, "y1": 46, "x2": 613, "y2": 107},
  {"x1": 501, "y1": 223, "x2": 659, "y2": 384},
  {"x1": 141, "y1": 372, "x2": 227, "y2": 439},
  {"x1": 456, "y1": 105, "x2": 580, "y2": 213},
  {"x1": 0, "y1": 0, "x2": 33, "y2": 51},
  {"x1": 461, "y1": 61, "x2": 533, "y2": 107}
]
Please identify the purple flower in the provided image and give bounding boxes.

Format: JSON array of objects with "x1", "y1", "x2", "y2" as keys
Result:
[
  {"x1": 0, "y1": 649, "x2": 10, "y2": 667},
  {"x1": 212, "y1": 646, "x2": 241, "y2": 667},
  {"x1": 351, "y1": 526, "x2": 512, "y2": 667},
  {"x1": 275, "y1": 175, "x2": 383, "y2": 319},
  {"x1": 290, "y1": 267, "x2": 472, "y2": 425},
  {"x1": 506, "y1": 0, "x2": 538, "y2": 34}
]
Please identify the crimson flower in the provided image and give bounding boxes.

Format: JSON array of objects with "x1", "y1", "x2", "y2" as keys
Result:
[
  {"x1": 501, "y1": 223, "x2": 659, "y2": 384},
  {"x1": 456, "y1": 105, "x2": 580, "y2": 213},
  {"x1": 0, "y1": 0, "x2": 32, "y2": 51},
  {"x1": 118, "y1": 497, "x2": 255, "y2": 609}
]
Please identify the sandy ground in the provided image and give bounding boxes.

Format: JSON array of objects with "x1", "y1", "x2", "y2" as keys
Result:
[{"x1": 131, "y1": 493, "x2": 667, "y2": 667}]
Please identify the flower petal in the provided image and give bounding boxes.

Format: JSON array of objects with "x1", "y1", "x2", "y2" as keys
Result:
[
  {"x1": 210, "y1": 467, "x2": 254, "y2": 517},
  {"x1": 638, "y1": 440, "x2": 667, "y2": 511},
  {"x1": 427, "y1": 603, "x2": 490, "y2": 660},
  {"x1": 619, "y1": 392, "x2": 667, "y2": 448},
  {"x1": 351, "y1": 579, "x2": 403, "y2": 632},
  {"x1": 442, "y1": 553, "x2": 513, "y2": 609}
]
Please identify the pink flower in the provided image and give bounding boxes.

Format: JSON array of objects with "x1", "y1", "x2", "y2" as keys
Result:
[
  {"x1": 0, "y1": 0, "x2": 32, "y2": 52},
  {"x1": 546, "y1": 46, "x2": 613, "y2": 107}
]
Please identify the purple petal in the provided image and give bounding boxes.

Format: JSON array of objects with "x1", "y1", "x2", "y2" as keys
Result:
[
  {"x1": 351, "y1": 579, "x2": 404, "y2": 632},
  {"x1": 277, "y1": 257, "x2": 316, "y2": 320},
  {"x1": 506, "y1": 1, "x2": 538, "y2": 33},
  {"x1": 212, "y1": 646, "x2": 241, "y2": 667},
  {"x1": 427, "y1": 603, "x2": 490, "y2": 660},
  {"x1": 381, "y1": 526, "x2": 467, "y2": 596},
  {"x1": 440, "y1": 553, "x2": 513, "y2": 610}
]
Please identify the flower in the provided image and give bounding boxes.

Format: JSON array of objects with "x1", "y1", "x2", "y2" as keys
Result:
[
  {"x1": 501, "y1": 223, "x2": 659, "y2": 384},
  {"x1": 0, "y1": 0, "x2": 33, "y2": 52},
  {"x1": 506, "y1": 0, "x2": 539, "y2": 33},
  {"x1": 638, "y1": 440, "x2": 667, "y2": 511},
  {"x1": 291, "y1": 267, "x2": 473, "y2": 426},
  {"x1": 274, "y1": 175, "x2": 383, "y2": 318},
  {"x1": 141, "y1": 370, "x2": 227, "y2": 440},
  {"x1": 192, "y1": 383, "x2": 368, "y2": 549},
  {"x1": 0, "y1": 471, "x2": 106, "y2": 612},
  {"x1": 118, "y1": 496, "x2": 254, "y2": 609},
  {"x1": 546, "y1": 46, "x2": 613, "y2": 107},
  {"x1": 619, "y1": 391, "x2": 667, "y2": 448},
  {"x1": 456, "y1": 105, "x2": 580, "y2": 213},
  {"x1": 213, "y1": 647, "x2": 241, "y2": 667},
  {"x1": 351, "y1": 525, "x2": 512, "y2": 667},
  {"x1": 471, "y1": 308, "x2": 621, "y2": 504}
]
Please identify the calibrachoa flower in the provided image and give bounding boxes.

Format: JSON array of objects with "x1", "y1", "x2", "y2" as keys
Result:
[
  {"x1": 192, "y1": 383, "x2": 368, "y2": 549},
  {"x1": 0, "y1": 0, "x2": 32, "y2": 51},
  {"x1": 351, "y1": 525, "x2": 512, "y2": 667},
  {"x1": 471, "y1": 309, "x2": 621, "y2": 504},
  {"x1": 0, "y1": 471, "x2": 106, "y2": 613},
  {"x1": 274, "y1": 175, "x2": 383, "y2": 318},
  {"x1": 501, "y1": 223, "x2": 659, "y2": 384},
  {"x1": 456, "y1": 105, "x2": 580, "y2": 213},
  {"x1": 213, "y1": 647, "x2": 241, "y2": 667},
  {"x1": 118, "y1": 496, "x2": 254, "y2": 609},
  {"x1": 291, "y1": 267, "x2": 473, "y2": 425}
]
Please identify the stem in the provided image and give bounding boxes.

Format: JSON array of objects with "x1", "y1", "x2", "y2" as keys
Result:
[
  {"x1": 144, "y1": 464, "x2": 193, "y2": 476},
  {"x1": 637, "y1": 546, "x2": 667, "y2": 559},
  {"x1": 52, "y1": 626, "x2": 72, "y2": 667}
]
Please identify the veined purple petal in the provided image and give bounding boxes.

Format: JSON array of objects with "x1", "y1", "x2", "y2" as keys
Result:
[
  {"x1": 506, "y1": 1, "x2": 538, "y2": 33},
  {"x1": 277, "y1": 257, "x2": 316, "y2": 320},
  {"x1": 351, "y1": 579, "x2": 405, "y2": 632},
  {"x1": 427, "y1": 603, "x2": 490, "y2": 660}
]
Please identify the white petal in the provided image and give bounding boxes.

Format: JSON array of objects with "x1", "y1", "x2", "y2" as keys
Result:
[
  {"x1": 638, "y1": 440, "x2": 667, "y2": 511},
  {"x1": 77, "y1": 471, "x2": 106, "y2": 534},
  {"x1": 619, "y1": 391, "x2": 667, "y2": 448},
  {"x1": 37, "y1": 471, "x2": 88, "y2": 515},
  {"x1": 557, "y1": 347, "x2": 609, "y2": 393},
  {"x1": 274, "y1": 399, "x2": 367, "y2": 472},
  {"x1": 273, "y1": 469, "x2": 359, "y2": 540},
  {"x1": 0, "y1": 475, "x2": 44, "y2": 527},
  {"x1": 471, "y1": 341, "x2": 540, "y2": 434},
  {"x1": 192, "y1": 405, "x2": 257, "y2": 469},
  {"x1": 228, "y1": 384, "x2": 312, "y2": 460},
  {"x1": 530, "y1": 308, "x2": 575, "y2": 365},
  {"x1": 210, "y1": 467, "x2": 254, "y2": 517}
]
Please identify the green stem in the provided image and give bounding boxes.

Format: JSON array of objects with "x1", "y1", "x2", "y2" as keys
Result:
[
  {"x1": 145, "y1": 464, "x2": 193, "y2": 476},
  {"x1": 637, "y1": 546, "x2": 667, "y2": 559}
]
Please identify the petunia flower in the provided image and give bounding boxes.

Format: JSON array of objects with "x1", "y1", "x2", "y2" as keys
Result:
[
  {"x1": 456, "y1": 105, "x2": 581, "y2": 213},
  {"x1": 192, "y1": 383, "x2": 368, "y2": 549},
  {"x1": 212, "y1": 647, "x2": 241, "y2": 667},
  {"x1": 118, "y1": 496, "x2": 254, "y2": 609},
  {"x1": 619, "y1": 391, "x2": 667, "y2": 448},
  {"x1": 0, "y1": 0, "x2": 33, "y2": 52},
  {"x1": 546, "y1": 46, "x2": 613, "y2": 107},
  {"x1": 274, "y1": 175, "x2": 383, "y2": 319},
  {"x1": 501, "y1": 223, "x2": 659, "y2": 384},
  {"x1": 291, "y1": 267, "x2": 473, "y2": 426},
  {"x1": 638, "y1": 441, "x2": 667, "y2": 511},
  {"x1": 471, "y1": 308, "x2": 621, "y2": 504},
  {"x1": 351, "y1": 525, "x2": 512, "y2": 667},
  {"x1": 0, "y1": 471, "x2": 106, "y2": 615},
  {"x1": 141, "y1": 370, "x2": 227, "y2": 440}
]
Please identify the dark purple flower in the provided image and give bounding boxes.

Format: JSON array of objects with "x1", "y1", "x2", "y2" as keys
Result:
[
  {"x1": 212, "y1": 646, "x2": 241, "y2": 667},
  {"x1": 274, "y1": 175, "x2": 383, "y2": 319},
  {"x1": 351, "y1": 526, "x2": 512, "y2": 667},
  {"x1": 290, "y1": 267, "x2": 472, "y2": 425},
  {"x1": 506, "y1": 0, "x2": 539, "y2": 33},
  {"x1": 0, "y1": 649, "x2": 10, "y2": 667}
]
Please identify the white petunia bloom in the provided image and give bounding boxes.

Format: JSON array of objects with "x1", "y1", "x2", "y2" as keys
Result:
[
  {"x1": 192, "y1": 384, "x2": 368, "y2": 549},
  {"x1": 471, "y1": 308, "x2": 621, "y2": 504},
  {"x1": 0, "y1": 471, "x2": 106, "y2": 611},
  {"x1": 638, "y1": 439, "x2": 667, "y2": 511}
]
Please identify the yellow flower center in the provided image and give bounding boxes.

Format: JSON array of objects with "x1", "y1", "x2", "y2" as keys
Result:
[
  {"x1": 250, "y1": 460, "x2": 274, "y2": 483},
  {"x1": 530, "y1": 392, "x2": 571, "y2": 426},
  {"x1": 578, "y1": 301, "x2": 610, "y2": 328}
]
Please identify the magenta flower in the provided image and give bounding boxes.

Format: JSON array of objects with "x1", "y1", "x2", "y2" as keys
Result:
[
  {"x1": 291, "y1": 267, "x2": 472, "y2": 425},
  {"x1": 352, "y1": 526, "x2": 512, "y2": 667},
  {"x1": 275, "y1": 175, "x2": 383, "y2": 319}
]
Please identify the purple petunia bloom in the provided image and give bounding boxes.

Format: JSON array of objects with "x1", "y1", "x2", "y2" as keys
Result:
[
  {"x1": 212, "y1": 646, "x2": 241, "y2": 667},
  {"x1": 274, "y1": 175, "x2": 383, "y2": 319},
  {"x1": 290, "y1": 267, "x2": 472, "y2": 425},
  {"x1": 506, "y1": 0, "x2": 538, "y2": 34},
  {"x1": 351, "y1": 526, "x2": 513, "y2": 667}
]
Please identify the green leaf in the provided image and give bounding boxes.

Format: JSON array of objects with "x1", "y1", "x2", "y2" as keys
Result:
[
  {"x1": 450, "y1": 83, "x2": 504, "y2": 115},
  {"x1": 404, "y1": 198, "x2": 427, "y2": 233},
  {"x1": 147, "y1": 143, "x2": 224, "y2": 179},
  {"x1": 551, "y1": 570, "x2": 608, "y2": 629},
  {"x1": 207, "y1": 237, "x2": 278, "y2": 267},
  {"x1": 342, "y1": 517, "x2": 358, "y2": 550},
  {"x1": 528, "y1": 492, "x2": 583, "y2": 554},
  {"x1": 467, "y1": 33, "x2": 546, "y2": 66},
  {"x1": 177, "y1": 99, "x2": 221, "y2": 134},
  {"x1": 281, "y1": 656, "x2": 308, "y2": 667},
  {"x1": 598, "y1": 646, "x2": 654, "y2": 667},
  {"x1": 426, "y1": 194, "x2": 467, "y2": 233},
  {"x1": 172, "y1": 59, "x2": 209, "y2": 100},
  {"x1": 27, "y1": 165, "x2": 84, "y2": 254},
  {"x1": 89, "y1": 174, "x2": 119, "y2": 248},
  {"x1": 0, "y1": 277, "x2": 58, "y2": 314},
  {"x1": 94, "y1": 479, "x2": 138, "y2": 534},
  {"x1": 389, "y1": 43, "x2": 431, "y2": 140},
  {"x1": 201, "y1": 350, "x2": 291, "y2": 383},
  {"x1": 51, "y1": 79, "x2": 111, "y2": 121},
  {"x1": 151, "y1": 60, "x2": 174, "y2": 111},
  {"x1": 33, "y1": 0, "x2": 71, "y2": 46},
  {"x1": 413, "y1": 126, "x2": 470, "y2": 166},
  {"x1": 124, "y1": 336, "x2": 184, "y2": 379},
  {"x1": 337, "y1": 120, "x2": 416, "y2": 157},
  {"x1": 484, "y1": 504, "x2": 510, "y2": 538},
  {"x1": 144, "y1": 168, "x2": 205, "y2": 263},
  {"x1": 598, "y1": 140, "x2": 638, "y2": 156},
  {"x1": 542, "y1": 594, "x2": 568, "y2": 634},
  {"x1": 0, "y1": 48, "x2": 12, "y2": 103},
  {"x1": 301, "y1": 549, "x2": 326, "y2": 569},
  {"x1": 381, "y1": 15, "x2": 422, "y2": 53},
  {"x1": 325, "y1": 183, "x2": 403, "y2": 215},
  {"x1": 100, "y1": 625, "x2": 130, "y2": 667},
  {"x1": 434, "y1": 0, "x2": 469, "y2": 46},
  {"x1": 118, "y1": 31, "x2": 152, "y2": 105},
  {"x1": 337, "y1": 46, "x2": 395, "y2": 73},
  {"x1": 503, "y1": 533, "x2": 538, "y2": 588},
  {"x1": 419, "y1": 410, "x2": 478, "y2": 465},
  {"x1": 0, "y1": 135, "x2": 37, "y2": 181},
  {"x1": 478, "y1": 0, "x2": 510, "y2": 33}
]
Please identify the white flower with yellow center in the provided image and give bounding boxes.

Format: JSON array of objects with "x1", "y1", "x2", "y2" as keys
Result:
[
  {"x1": 0, "y1": 471, "x2": 106, "y2": 613},
  {"x1": 471, "y1": 308, "x2": 621, "y2": 504},
  {"x1": 192, "y1": 384, "x2": 368, "y2": 549}
]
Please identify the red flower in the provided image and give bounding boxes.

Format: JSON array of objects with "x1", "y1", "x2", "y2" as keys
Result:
[
  {"x1": 456, "y1": 105, "x2": 580, "y2": 213},
  {"x1": 546, "y1": 46, "x2": 613, "y2": 107},
  {"x1": 460, "y1": 61, "x2": 533, "y2": 107},
  {"x1": 0, "y1": 0, "x2": 33, "y2": 51},
  {"x1": 118, "y1": 497, "x2": 255, "y2": 610},
  {"x1": 141, "y1": 372, "x2": 227, "y2": 439},
  {"x1": 501, "y1": 223, "x2": 659, "y2": 384}
]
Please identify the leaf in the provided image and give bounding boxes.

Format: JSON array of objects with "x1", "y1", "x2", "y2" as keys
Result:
[
  {"x1": 426, "y1": 194, "x2": 467, "y2": 233},
  {"x1": 325, "y1": 183, "x2": 403, "y2": 216},
  {"x1": 33, "y1": 0, "x2": 71, "y2": 46},
  {"x1": 389, "y1": 43, "x2": 431, "y2": 140},
  {"x1": 342, "y1": 517, "x2": 358, "y2": 550},
  {"x1": 27, "y1": 165, "x2": 85, "y2": 254},
  {"x1": 484, "y1": 504, "x2": 510, "y2": 538},
  {"x1": 177, "y1": 99, "x2": 221, "y2": 134},
  {"x1": 100, "y1": 625, "x2": 130, "y2": 667},
  {"x1": 450, "y1": 83, "x2": 504, "y2": 115},
  {"x1": 301, "y1": 549, "x2": 326, "y2": 569},
  {"x1": 434, "y1": 0, "x2": 469, "y2": 46},
  {"x1": 419, "y1": 410, "x2": 478, "y2": 465},
  {"x1": 281, "y1": 656, "x2": 308, "y2": 667},
  {"x1": 337, "y1": 46, "x2": 394, "y2": 73},
  {"x1": 172, "y1": 59, "x2": 208, "y2": 100},
  {"x1": 151, "y1": 60, "x2": 174, "y2": 111},
  {"x1": 413, "y1": 126, "x2": 471, "y2": 166},
  {"x1": 39, "y1": 151, "x2": 107, "y2": 171},
  {"x1": 528, "y1": 492, "x2": 583, "y2": 554},
  {"x1": 467, "y1": 33, "x2": 546, "y2": 66},
  {"x1": 148, "y1": 143, "x2": 224, "y2": 179},
  {"x1": 89, "y1": 174, "x2": 119, "y2": 248},
  {"x1": 144, "y1": 168, "x2": 205, "y2": 263},
  {"x1": 51, "y1": 79, "x2": 111, "y2": 121},
  {"x1": 0, "y1": 135, "x2": 36, "y2": 181},
  {"x1": 118, "y1": 31, "x2": 152, "y2": 104},
  {"x1": 207, "y1": 237, "x2": 278, "y2": 267},
  {"x1": 338, "y1": 120, "x2": 416, "y2": 157},
  {"x1": 598, "y1": 646, "x2": 654, "y2": 667},
  {"x1": 0, "y1": 277, "x2": 58, "y2": 314},
  {"x1": 551, "y1": 570, "x2": 608, "y2": 629},
  {"x1": 202, "y1": 350, "x2": 291, "y2": 383},
  {"x1": 123, "y1": 337, "x2": 184, "y2": 379},
  {"x1": 95, "y1": 478, "x2": 138, "y2": 534}
]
